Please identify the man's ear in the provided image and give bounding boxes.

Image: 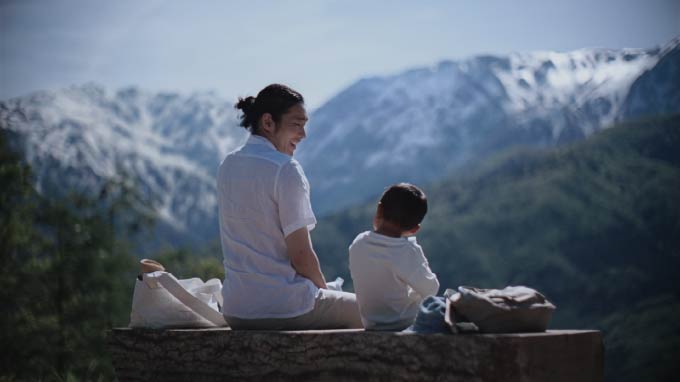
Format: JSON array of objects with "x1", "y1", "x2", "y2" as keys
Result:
[{"x1": 260, "y1": 113, "x2": 275, "y2": 134}]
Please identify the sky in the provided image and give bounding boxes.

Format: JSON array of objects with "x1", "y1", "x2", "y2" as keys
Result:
[{"x1": 1, "y1": 0, "x2": 679, "y2": 110}]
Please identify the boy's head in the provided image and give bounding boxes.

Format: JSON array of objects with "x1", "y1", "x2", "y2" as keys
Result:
[{"x1": 375, "y1": 183, "x2": 428, "y2": 235}]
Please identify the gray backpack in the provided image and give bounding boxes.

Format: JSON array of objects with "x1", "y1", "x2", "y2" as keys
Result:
[{"x1": 444, "y1": 286, "x2": 556, "y2": 333}]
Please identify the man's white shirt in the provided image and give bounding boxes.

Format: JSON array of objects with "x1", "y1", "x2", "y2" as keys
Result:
[{"x1": 217, "y1": 134, "x2": 317, "y2": 319}]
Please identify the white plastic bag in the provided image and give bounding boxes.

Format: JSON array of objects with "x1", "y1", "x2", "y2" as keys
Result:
[
  {"x1": 129, "y1": 271, "x2": 227, "y2": 329},
  {"x1": 326, "y1": 276, "x2": 344, "y2": 291}
]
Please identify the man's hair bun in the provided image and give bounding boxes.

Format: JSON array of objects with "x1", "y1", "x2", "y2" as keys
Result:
[
  {"x1": 234, "y1": 84, "x2": 304, "y2": 134},
  {"x1": 235, "y1": 96, "x2": 257, "y2": 129}
]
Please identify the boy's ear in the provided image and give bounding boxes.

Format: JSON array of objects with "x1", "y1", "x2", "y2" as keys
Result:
[
  {"x1": 373, "y1": 203, "x2": 383, "y2": 230},
  {"x1": 405, "y1": 224, "x2": 420, "y2": 236}
]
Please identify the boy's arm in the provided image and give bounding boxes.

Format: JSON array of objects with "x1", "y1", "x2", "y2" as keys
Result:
[
  {"x1": 400, "y1": 247, "x2": 440, "y2": 298},
  {"x1": 286, "y1": 226, "x2": 328, "y2": 289}
]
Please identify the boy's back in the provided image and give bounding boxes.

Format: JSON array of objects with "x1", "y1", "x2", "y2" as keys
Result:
[{"x1": 349, "y1": 230, "x2": 439, "y2": 331}]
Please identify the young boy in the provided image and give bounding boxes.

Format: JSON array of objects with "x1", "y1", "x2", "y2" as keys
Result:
[{"x1": 349, "y1": 183, "x2": 440, "y2": 331}]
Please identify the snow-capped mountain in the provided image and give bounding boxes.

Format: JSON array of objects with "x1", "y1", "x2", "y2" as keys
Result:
[
  {"x1": 297, "y1": 38, "x2": 680, "y2": 214},
  {"x1": 621, "y1": 40, "x2": 680, "y2": 120},
  {"x1": 1, "y1": 39, "x2": 678, "y2": 249},
  {"x1": 0, "y1": 85, "x2": 247, "y2": 247}
]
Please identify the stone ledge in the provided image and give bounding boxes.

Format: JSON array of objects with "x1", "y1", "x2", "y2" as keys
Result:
[{"x1": 107, "y1": 328, "x2": 603, "y2": 381}]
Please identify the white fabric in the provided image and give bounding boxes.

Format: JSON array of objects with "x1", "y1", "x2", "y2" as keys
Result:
[
  {"x1": 217, "y1": 134, "x2": 318, "y2": 319},
  {"x1": 326, "y1": 276, "x2": 345, "y2": 292},
  {"x1": 349, "y1": 231, "x2": 440, "y2": 330},
  {"x1": 129, "y1": 271, "x2": 226, "y2": 329}
]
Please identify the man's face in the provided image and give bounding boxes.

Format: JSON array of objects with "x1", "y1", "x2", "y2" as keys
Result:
[{"x1": 268, "y1": 103, "x2": 308, "y2": 156}]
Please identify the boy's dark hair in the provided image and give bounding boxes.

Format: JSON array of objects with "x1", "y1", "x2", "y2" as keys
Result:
[
  {"x1": 235, "y1": 84, "x2": 304, "y2": 135},
  {"x1": 379, "y1": 183, "x2": 428, "y2": 231}
]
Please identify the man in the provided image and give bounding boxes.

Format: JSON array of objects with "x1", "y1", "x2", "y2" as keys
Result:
[{"x1": 218, "y1": 83, "x2": 362, "y2": 330}]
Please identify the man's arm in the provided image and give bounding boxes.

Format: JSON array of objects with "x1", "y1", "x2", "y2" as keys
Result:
[{"x1": 286, "y1": 226, "x2": 327, "y2": 289}]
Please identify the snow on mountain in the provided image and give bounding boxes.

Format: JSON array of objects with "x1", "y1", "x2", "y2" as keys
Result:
[
  {"x1": 499, "y1": 48, "x2": 657, "y2": 133},
  {"x1": 1, "y1": 84, "x2": 247, "y2": 246},
  {"x1": 2, "y1": 40, "x2": 678, "y2": 249},
  {"x1": 297, "y1": 40, "x2": 678, "y2": 215}
]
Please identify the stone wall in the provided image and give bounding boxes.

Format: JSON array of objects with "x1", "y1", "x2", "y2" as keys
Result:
[{"x1": 108, "y1": 328, "x2": 603, "y2": 381}]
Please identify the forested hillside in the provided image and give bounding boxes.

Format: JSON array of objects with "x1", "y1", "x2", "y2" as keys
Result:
[
  {"x1": 2, "y1": 111, "x2": 677, "y2": 381},
  {"x1": 0, "y1": 130, "x2": 223, "y2": 380},
  {"x1": 313, "y1": 115, "x2": 680, "y2": 381}
]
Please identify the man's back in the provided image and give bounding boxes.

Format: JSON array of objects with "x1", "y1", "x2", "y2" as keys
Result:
[{"x1": 217, "y1": 134, "x2": 317, "y2": 319}]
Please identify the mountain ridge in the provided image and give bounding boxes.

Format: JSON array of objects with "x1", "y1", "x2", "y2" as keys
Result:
[
  {"x1": 1, "y1": 39, "x2": 678, "y2": 249},
  {"x1": 1, "y1": 84, "x2": 247, "y2": 247},
  {"x1": 297, "y1": 40, "x2": 678, "y2": 214}
]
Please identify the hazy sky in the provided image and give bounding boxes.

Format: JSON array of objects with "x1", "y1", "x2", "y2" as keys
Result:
[{"x1": 1, "y1": 0, "x2": 678, "y2": 109}]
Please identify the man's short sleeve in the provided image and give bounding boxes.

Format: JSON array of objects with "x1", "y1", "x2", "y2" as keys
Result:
[{"x1": 277, "y1": 160, "x2": 317, "y2": 237}]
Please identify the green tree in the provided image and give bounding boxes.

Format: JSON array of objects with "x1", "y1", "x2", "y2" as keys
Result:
[
  {"x1": 0, "y1": 131, "x2": 151, "y2": 380},
  {"x1": 153, "y1": 246, "x2": 224, "y2": 281},
  {"x1": 312, "y1": 115, "x2": 680, "y2": 381}
]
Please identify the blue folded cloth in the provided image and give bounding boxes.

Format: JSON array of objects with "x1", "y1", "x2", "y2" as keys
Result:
[{"x1": 402, "y1": 296, "x2": 451, "y2": 334}]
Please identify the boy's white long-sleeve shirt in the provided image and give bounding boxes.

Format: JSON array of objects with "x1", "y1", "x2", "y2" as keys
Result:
[{"x1": 349, "y1": 231, "x2": 440, "y2": 330}]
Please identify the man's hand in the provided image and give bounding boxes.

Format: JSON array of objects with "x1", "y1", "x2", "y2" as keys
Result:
[{"x1": 285, "y1": 227, "x2": 327, "y2": 289}]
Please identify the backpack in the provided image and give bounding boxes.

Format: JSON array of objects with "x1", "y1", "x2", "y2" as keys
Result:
[{"x1": 445, "y1": 286, "x2": 556, "y2": 333}]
